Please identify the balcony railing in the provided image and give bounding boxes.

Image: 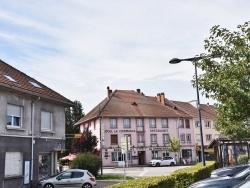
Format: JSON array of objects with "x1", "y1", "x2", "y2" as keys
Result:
[
  {"x1": 137, "y1": 142, "x2": 144, "y2": 147},
  {"x1": 137, "y1": 126, "x2": 144, "y2": 132}
]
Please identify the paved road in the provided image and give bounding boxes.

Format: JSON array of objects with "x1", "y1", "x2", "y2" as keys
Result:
[{"x1": 96, "y1": 165, "x2": 192, "y2": 187}]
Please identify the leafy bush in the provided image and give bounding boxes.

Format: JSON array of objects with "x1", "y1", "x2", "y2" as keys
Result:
[
  {"x1": 238, "y1": 154, "x2": 248, "y2": 164},
  {"x1": 70, "y1": 152, "x2": 101, "y2": 177},
  {"x1": 107, "y1": 161, "x2": 216, "y2": 188}
]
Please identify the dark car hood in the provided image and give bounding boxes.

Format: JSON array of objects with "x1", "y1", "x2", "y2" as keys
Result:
[
  {"x1": 189, "y1": 176, "x2": 233, "y2": 188},
  {"x1": 211, "y1": 167, "x2": 236, "y2": 174}
]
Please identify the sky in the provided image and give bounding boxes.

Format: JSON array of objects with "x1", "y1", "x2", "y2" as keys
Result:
[{"x1": 0, "y1": 1, "x2": 249, "y2": 113}]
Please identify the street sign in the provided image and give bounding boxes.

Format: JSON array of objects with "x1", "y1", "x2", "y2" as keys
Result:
[{"x1": 74, "y1": 134, "x2": 82, "y2": 138}]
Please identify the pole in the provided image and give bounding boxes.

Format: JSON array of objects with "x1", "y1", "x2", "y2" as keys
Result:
[
  {"x1": 194, "y1": 61, "x2": 206, "y2": 166},
  {"x1": 99, "y1": 104, "x2": 103, "y2": 175}
]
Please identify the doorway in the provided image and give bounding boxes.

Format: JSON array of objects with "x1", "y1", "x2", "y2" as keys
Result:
[{"x1": 138, "y1": 151, "x2": 145, "y2": 165}]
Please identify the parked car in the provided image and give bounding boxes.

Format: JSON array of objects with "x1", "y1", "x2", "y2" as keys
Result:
[
  {"x1": 211, "y1": 165, "x2": 250, "y2": 178},
  {"x1": 149, "y1": 156, "x2": 176, "y2": 167},
  {"x1": 38, "y1": 169, "x2": 97, "y2": 188},
  {"x1": 233, "y1": 175, "x2": 250, "y2": 188},
  {"x1": 188, "y1": 167, "x2": 250, "y2": 188}
]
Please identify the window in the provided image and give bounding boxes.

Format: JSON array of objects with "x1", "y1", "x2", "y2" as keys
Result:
[
  {"x1": 61, "y1": 172, "x2": 72, "y2": 179},
  {"x1": 29, "y1": 81, "x2": 42, "y2": 88},
  {"x1": 38, "y1": 153, "x2": 51, "y2": 179},
  {"x1": 205, "y1": 121, "x2": 211, "y2": 128},
  {"x1": 123, "y1": 118, "x2": 130, "y2": 128},
  {"x1": 163, "y1": 134, "x2": 170, "y2": 143},
  {"x1": 41, "y1": 111, "x2": 52, "y2": 130},
  {"x1": 195, "y1": 121, "x2": 200, "y2": 128},
  {"x1": 150, "y1": 134, "x2": 157, "y2": 143},
  {"x1": 137, "y1": 118, "x2": 144, "y2": 131},
  {"x1": 111, "y1": 135, "x2": 118, "y2": 145},
  {"x1": 110, "y1": 118, "x2": 117, "y2": 128},
  {"x1": 72, "y1": 172, "x2": 84, "y2": 178},
  {"x1": 151, "y1": 151, "x2": 158, "y2": 159},
  {"x1": 111, "y1": 152, "x2": 122, "y2": 161},
  {"x1": 182, "y1": 149, "x2": 192, "y2": 158},
  {"x1": 196, "y1": 134, "x2": 201, "y2": 142},
  {"x1": 180, "y1": 134, "x2": 185, "y2": 142},
  {"x1": 124, "y1": 134, "x2": 131, "y2": 144},
  {"x1": 186, "y1": 134, "x2": 191, "y2": 142},
  {"x1": 213, "y1": 121, "x2": 217, "y2": 128},
  {"x1": 138, "y1": 134, "x2": 144, "y2": 146},
  {"x1": 161, "y1": 118, "x2": 168, "y2": 128},
  {"x1": 149, "y1": 118, "x2": 156, "y2": 128},
  {"x1": 7, "y1": 104, "x2": 22, "y2": 127},
  {"x1": 185, "y1": 119, "x2": 190, "y2": 128},
  {"x1": 4, "y1": 74, "x2": 17, "y2": 82},
  {"x1": 206, "y1": 134, "x2": 212, "y2": 141},
  {"x1": 179, "y1": 119, "x2": 184, "y2": 128}
]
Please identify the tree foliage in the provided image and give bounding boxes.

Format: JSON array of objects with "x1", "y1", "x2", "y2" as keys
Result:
[
  {"x1": 196, "y1": 21, "x2": 250, "y2": 140},
  {"x1": 168, "y1": 137, "x2": 181, "y2": 162},
  {"x1": 71, "y1": 128, "x2": 98, "y2": 154},
  {"x1": 64, "y1": 100, "x2": 84, "y2": 155}
]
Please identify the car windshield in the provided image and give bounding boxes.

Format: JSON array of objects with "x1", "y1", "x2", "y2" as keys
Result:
[{"x1": 234, "y1": 167, "x2": 250, "y2": 178}]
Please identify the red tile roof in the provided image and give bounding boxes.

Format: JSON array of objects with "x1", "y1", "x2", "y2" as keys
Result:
[
  {"x1": 0, "y1": 59, "x2": 73, "y2": 106},
  {"x1": 170, "y1": 100, "x2": 216, "y2": 120},
  {"x1": 76, "y1": 89, "x2": 192, "y2": 125}
]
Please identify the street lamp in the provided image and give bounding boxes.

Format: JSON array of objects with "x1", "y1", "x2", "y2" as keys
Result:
[{"x1": 169, "y1": 56, "x2": 205, "y2": 166}]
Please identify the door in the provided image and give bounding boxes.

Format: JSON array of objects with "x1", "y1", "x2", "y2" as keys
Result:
[
  {"x1": 54, "y1": 171, "x2": 72, "y2": 188},
  {"x1": 138, "y1": 151, "x2": 145, "y2": 165}
]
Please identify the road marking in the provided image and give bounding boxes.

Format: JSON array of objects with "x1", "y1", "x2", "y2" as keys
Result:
[{"x1": 138, "y1": 168, "x2": 148, "y2": 177}]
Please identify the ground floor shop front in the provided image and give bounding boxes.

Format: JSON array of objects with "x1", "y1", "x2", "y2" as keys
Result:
[{"x1": 101, "y1": 145, "x2": 196, "y2": 167}]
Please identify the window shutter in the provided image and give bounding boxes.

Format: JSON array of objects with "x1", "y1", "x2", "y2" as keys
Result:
[
  {"x1": 41, "y1": 111, "x2": 51, "y2": 130},
  {"x1": 7, "y1": 104, "x2": 21, "y2": 116}
]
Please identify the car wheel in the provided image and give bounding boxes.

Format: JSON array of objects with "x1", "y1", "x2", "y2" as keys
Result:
[
  {"x1": 170, "y1": 162, "x2": 175, "y2": 166},
  {"x1": 82, "y1": 183, "x2": 92, "y2": 188},
  {"x1": 156, "y1": 163, "x2": 160, "y2": 167},
  {"x1": 43, "y1": 183, "x2": 54, "y2": 188}
]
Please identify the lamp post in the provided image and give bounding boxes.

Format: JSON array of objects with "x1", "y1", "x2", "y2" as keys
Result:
[{"x1": 169, "y1": 56, "x2": 205, "y2": 166}]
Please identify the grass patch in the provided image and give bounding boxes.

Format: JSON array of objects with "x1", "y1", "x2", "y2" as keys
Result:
[{"x1": 97, "y1": 174, "x2": 134, "y2": 180}]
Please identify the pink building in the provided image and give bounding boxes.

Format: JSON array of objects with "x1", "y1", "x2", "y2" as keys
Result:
[{"x1": 76, "y1": 87, "x2": 196, "y2": 167}]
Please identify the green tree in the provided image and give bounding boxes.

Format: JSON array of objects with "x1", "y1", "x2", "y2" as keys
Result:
[
  {"x1": 64, "y1": 100, "x2": 84, "y2": 155},
  {"x1": 71, "y1": 128, "x2": 98, "y2": 154},
  {"x1": 195, "y1": 21, "x2": 250, "y2": 140},
  {"x1": 168, "y1": 137, "x2": 181, "y2": 162}
]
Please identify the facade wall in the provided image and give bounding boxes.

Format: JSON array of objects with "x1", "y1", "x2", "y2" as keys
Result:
[
  {"x1": 82, "y1": 116, "x2": 196, "y2": 167},
  {"x1": 0, "y1": 90, "x2": 66, "y2": 188}
]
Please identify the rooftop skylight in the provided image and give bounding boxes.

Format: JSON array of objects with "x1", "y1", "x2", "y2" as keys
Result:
[
  {"x1": 29, "y1": 81, "x2": 42, "y2": 88},
  {"x1": 4, "y1": 75, "x2": 17, "y2": 82}
]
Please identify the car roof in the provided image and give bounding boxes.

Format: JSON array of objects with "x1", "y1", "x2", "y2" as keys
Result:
[{"x1": 67, "y1": 169, "x2": 88, "y2": 172}]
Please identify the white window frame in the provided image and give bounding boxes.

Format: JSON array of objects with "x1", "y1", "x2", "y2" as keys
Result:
[
  {"x1": 206, "y1": 134, "x2": 212, "y2": 141},
  {"x1": 149, "y1": 118, "x2": 156, "y2": 128},
  {"x1": 161, "y1": 118, "x2": 168, "y2": 128},
  {"x1": 123, "y1": 118, "x2": 130, "y2": 128},
  {"x1": 179, "y1": 119, "x2": 184, "y2": 128},
  {"x1": 150, "y1": 134, "x2": 157, "y2": 143},
  {"x1": 7, "y1": 104, "x2": 22, "y2": 127},
  {"x1": 163, "y1": 134, "x2": 169, "y2": 143},
  {"x1": 41, "y1": 111, "x2": 52, "y2": 131},
  {"x1": 180, "y1": 134, "x2": 185, "y2": 142},
  {"x1": 186, "y1": 134, "x2": 191, "y2": 142},
  {"x1": 195, "y1": 121, "x2": 200, "y2": 128},
  {"x1": 111, "y1": 152, "x2": 122, "y2": 162},
  {"x1": 205, "y1": 121, "x2": 211, "y2": 128},
  {"x1": 110, "y1": 118, "x2": 117, "y2": 128},
  {"x1": 196, "y1": 134, "x2": 201, "y2": 142}
]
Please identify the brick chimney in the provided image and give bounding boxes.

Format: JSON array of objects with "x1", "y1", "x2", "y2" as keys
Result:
[
  {"x1": 160, "y1": 93, "x2": 165, "y2": 105},
  {"x1": 107, "y1": 86, "x2": 112, "y2": 99},
  {"x1": 157, "y1": 93, "x2": 161, "y2": 102},
  {"x1": 136, "y1": 89, "x2": 141, "y2": 94}
]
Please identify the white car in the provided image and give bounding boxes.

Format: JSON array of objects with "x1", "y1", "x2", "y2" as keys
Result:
[
  {"x1": 150, "y1": 156, "x2": 176, "y2": 167},
  {"x1": 38, "y1": 169, "x2": 97, "y2": 188}
]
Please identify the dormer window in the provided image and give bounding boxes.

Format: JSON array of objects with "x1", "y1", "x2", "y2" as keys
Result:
[
  {"x1": 4, "y1": 75, "x2": 17, "y2": 82},
  {"x1": 29, "y1": 81, "x2": 42, "y2": 88}
]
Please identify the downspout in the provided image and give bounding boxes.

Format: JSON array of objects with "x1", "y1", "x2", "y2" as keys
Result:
[{"x1": 31, "y1": 97, "x2": 40, "y2": 187}]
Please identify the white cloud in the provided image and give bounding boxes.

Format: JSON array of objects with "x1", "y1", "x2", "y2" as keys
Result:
[{"x1": 0, "y1": 0, "x2": 249, "y2": 112}]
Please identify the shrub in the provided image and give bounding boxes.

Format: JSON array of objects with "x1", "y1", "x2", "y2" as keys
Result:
[
  {"x1": 238, "y1": 154, "x2": 248, "y2": 164},
  {"x1": 70, "y1": 152, "x2": 101, "y2": 177}
]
